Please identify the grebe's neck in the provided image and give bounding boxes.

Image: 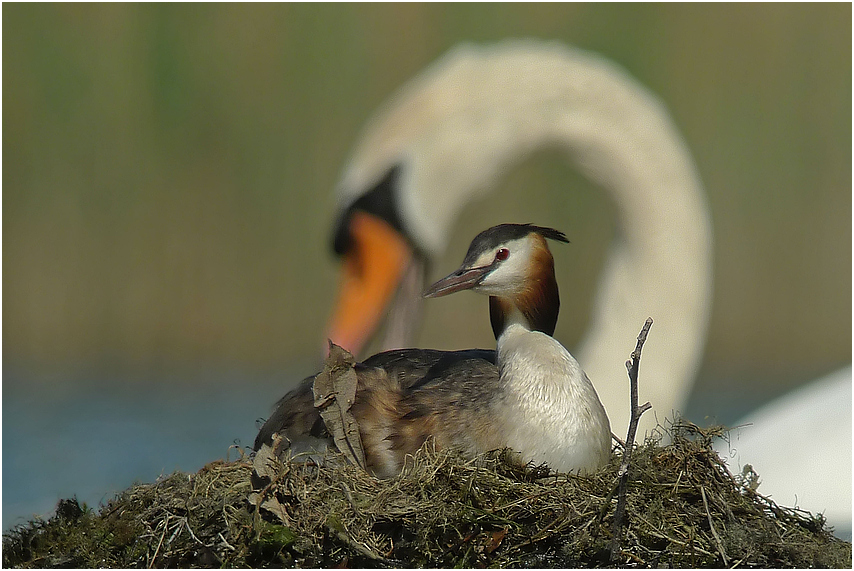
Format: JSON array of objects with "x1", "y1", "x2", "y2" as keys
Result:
[{"x1": 488, "y1": 245, "x2": 560, "y2": 339}]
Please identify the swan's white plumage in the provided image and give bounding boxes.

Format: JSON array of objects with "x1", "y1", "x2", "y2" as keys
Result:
[
  {"x1": 331, "y1": 37, "x2": 851, "y2": 535},
  {"x1": 336, "y1": 39, "x2": 713, "y2": 437},
  {"x1": 716, "y1": 367, "x2": 852, "y2": 536}
]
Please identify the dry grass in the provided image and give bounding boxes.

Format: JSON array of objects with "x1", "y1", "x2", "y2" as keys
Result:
[{"x1": 4, "y1": 421, "x2": 850, "y2": 568}]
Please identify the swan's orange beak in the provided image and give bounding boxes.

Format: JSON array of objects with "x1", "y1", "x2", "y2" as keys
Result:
[{"x1": 326, "y1": 211, "x2": 412, "y2": 356}]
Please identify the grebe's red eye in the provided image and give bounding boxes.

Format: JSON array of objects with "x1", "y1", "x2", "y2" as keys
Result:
[{"x1": 495, "y1": 248, "x2": 509, "y2": 261}]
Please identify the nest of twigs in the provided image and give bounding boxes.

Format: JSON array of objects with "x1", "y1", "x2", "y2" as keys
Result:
[{"x1": 3, "y1": 421, "x2": 849, "y2": 568}]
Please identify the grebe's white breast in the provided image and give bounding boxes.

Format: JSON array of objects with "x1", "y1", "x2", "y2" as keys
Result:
[{"x1": 496, "y1": 323, "x2": 611, "y2": 474}]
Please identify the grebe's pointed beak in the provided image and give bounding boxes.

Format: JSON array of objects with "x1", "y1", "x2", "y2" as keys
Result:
[
  {"x1": 423, "y1": 264, "x2": 492, "y2": 298},
  {"x1": 325, "y1": 212, "x2": 412, "y2": 356}
]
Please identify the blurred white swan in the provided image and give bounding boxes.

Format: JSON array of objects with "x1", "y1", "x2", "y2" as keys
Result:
[
  {"x1": 321, "y1": 38, "x2": 850, "y2": 533},
  {"x1": 326, "y1": 39, "x2": 713, "y2": 438}
]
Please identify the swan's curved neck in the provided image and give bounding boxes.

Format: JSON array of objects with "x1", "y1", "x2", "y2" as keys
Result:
[
  {"x1": 538, "y1": 56, "x2": 713, "y2": 437},
  {"x1": 456, "y1": 44, "x2": 713, "y2": 436},
  {"x1": 339, "y1": 41, "x2": 713, "y2": 435}
]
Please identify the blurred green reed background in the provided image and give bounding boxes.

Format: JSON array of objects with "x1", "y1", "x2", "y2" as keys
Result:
[{"x1": 3, "y1": 4, "x2": 851, "y2": 398}]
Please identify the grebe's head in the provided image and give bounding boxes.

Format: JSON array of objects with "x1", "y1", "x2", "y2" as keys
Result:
[
  {"x1": 423, "y1": 224, "x2": 568, "y2": 337},
  {"x1": 423, "y1": 224, "x2": 567, "y2": 298}
]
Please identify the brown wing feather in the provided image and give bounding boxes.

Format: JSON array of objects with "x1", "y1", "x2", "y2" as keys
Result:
[{"x1": 254, "y1": 348, "x2": 501, "y2": 478}]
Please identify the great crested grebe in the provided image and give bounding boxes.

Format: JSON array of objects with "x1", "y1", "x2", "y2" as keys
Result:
[
  {"x1": 256, "y1": 224, "x2": 611, "y2": 477},
  {"x1": 325, "y1": 39, "x2": 713, "y2": 438}
]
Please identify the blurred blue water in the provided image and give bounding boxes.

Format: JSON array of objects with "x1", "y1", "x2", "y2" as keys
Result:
[{"x1": 2, "y1": 367, "x2": 306, "y2": 531}]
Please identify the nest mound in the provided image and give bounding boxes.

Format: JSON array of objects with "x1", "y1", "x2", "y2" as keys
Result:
[{"x1": 4, "y1": 422, "x2": 850, "y2": 568}]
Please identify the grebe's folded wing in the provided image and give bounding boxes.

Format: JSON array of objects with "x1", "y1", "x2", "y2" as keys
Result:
[{"x1": 361, "y1": 348, "x2": 496, "y2": 390}]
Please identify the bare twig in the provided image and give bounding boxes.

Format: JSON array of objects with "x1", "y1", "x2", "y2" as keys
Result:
[
  {"x1": 339, "y1": 481, "x2": 364, "y2": 518},
  {"x1": 701, "y1": 485, "x2": 729, "y2": 565},
  {"x1": 327, "y1": 523, "x2": 387, "y2": 562},
  {"x1": 609, "y1": 317, "x2": 654, "y2": 562},
  {"x1": 635, "y1": 514, "x2": 717, "y2": 558}
]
